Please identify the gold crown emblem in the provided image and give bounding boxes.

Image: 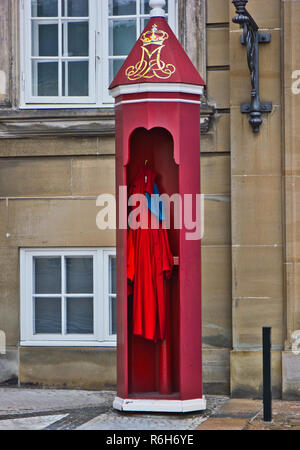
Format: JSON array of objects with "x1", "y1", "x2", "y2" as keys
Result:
[{"x1": 140, "y1": 24, "x2": 169, "y2": 46}]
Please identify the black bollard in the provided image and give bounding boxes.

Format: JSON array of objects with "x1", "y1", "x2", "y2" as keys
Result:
[{"x1": 262, "y1": 327, "x2": 272, "y2": 422}]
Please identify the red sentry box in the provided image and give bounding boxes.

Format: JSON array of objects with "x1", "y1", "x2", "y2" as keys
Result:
[{"x1": 110, "y1": 15, "x2": 206, "y2": 413}]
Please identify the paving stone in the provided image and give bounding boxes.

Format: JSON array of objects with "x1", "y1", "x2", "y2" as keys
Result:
[
  {"x1": 0, "y1": 388, "x2": 228, "y2": 430},
  {"x1": 3, "y1": 389, "x2": 300, "y2": 431},
  {"x1": 197, "y1": 418, "x2": 248, "y2": 430},
  {"x1": 212, "y1": 398, "x2": 262, "y2": 418},
  {"x1": 0, "y1": 415, "x2": 67, "y2": 430},
  {"x1": 78, "y1": 396, "x2": 229, "y2": 431},
  {"x1": 0, "y1": 388, "x2": 115, "y2": 416},
  {"x1": 78, "y1": 411, "x2": 205, "y2": 431}
]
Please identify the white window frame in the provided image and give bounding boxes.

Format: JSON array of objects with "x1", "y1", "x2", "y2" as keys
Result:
[
  {"x1": 20, "y1": 0, "x2": 97, "y2": 106},
  {"x1": 20, "y1": 248, "x2": 116, "y2": 347},
  {"x1": 19, "y1": 0, "x2": 178, "y2": 109}
]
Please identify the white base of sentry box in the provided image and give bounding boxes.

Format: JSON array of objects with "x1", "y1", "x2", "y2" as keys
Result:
[{"x1": 113, "y1": 396, "x2": 206, "y2": 413}]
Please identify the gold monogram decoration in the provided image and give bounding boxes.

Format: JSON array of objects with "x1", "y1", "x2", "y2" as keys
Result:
[{"x1": 125, "y1": 24, "x2": 176, "y2": 81}]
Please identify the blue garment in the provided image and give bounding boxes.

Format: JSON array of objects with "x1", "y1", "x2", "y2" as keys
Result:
[{"x1": 145, "y1": 183, "x2": 166, "y2": 222}]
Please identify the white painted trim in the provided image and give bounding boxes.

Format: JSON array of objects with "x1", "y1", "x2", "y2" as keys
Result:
[
  {"x1": 20, "y1": 0, "x2": 97, "y2": 106},
  {"x1": 20, "y1": 341, "x2": 116, "y2": 347},
  {"x1": 110, "y1": 83, "x2": 204, "y2": 98},
  {"x1": 115, "y1": 98, "x2": 201, "y2": 108},
  {"x1": 113, "y1": 397, "x2": 207, "y2": 413},
  {"x1": 18, "y1": 104, "x2": 112, "y2": 110},
  {"x1": 103, "y1": 250, "x2": 117, "y2": 340},
  {"x1": 20, "y1": 247, "x2": 116, "y2": 347}
]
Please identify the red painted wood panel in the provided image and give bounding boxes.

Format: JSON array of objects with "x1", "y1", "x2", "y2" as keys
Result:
[{"x1": 115, "y1": 94, "x2": 203, "y2": 400}]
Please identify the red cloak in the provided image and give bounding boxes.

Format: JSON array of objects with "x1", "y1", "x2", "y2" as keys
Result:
[{"x1": 127, "y1": 167, "x2": 173, "y2": 342}]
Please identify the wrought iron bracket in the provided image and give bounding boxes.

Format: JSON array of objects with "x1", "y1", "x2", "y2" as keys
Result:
[
  {"x1": 240, "y1": 32, "x2": 271, "y2": 45},
  {"x1": 232, "y1": 0, "x2": 273, "y2": 133}
]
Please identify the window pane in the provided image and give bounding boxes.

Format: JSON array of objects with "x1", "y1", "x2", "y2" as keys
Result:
[
  {"x1": 109, "y1": 0, "x2": 136, "y2": 16},
  {"x1": 140, "y1": 0, "x2": 168, "y2": 14},
  {"x1": 62, "y1": 61, "x2": 89, "y2": 96},
  {"x1": 109, "y1": 19, "x2": 136, "y2": 56},
  {"x1": 32, "y1": 0, "x2": 58, "y2": 17},
  {"x1": 63, "y1": 21, "x2": 89, "y2": 56},
  {"x1": 34, "y1": 257, "x2": 61, "y2": 294},
  {"x1": 109, "y1": 59, "x2": 125, "y2": 83},
  {"x1": 66, "y1": 298, "x2": 93, "y2": 334},
  {"x1": 32, "y1": 61, "x2": 59, "y2": 96},
  {"x1": 35, "y1": 298, "x2": 61, "y2": 333},
  {"x1": 110, "y1": 297, "x2": 117, "y2": 335},
  {"x1": 109, "y1": 256, "x2": 116, "y2": 294},
  {"x1": 66, "y1": 257, "x2": 93, "y2": 293},
  {"x1": 32, "y1": 23, "x2": 58, "y2": 57},
  {"x1": 62, "y1": 0, "x2": 89, "y2": 17}
]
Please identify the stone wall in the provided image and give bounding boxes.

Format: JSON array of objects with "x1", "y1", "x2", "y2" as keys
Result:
[
  {"x1": 229, "y1": 0, "x2": 283, "y2": 398},
  {"x1": 282, "y1": 0, "x2": 300, "y2": 400},
  {"x1": 0, "y1": 136, "x2": 117, "y2": 388},
  {"x1": 0, "y1": 0, "x2": 297, "y2": 397},
  {"x1": 0, "y1": 0, "x2": 232, "y2": 392},
  {"x1": 202, "y1": 0, "x2": 232, "y2": 395}
]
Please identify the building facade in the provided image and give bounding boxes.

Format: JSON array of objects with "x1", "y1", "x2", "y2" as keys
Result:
[{"x1": 0, "y1": 0, "x2": 299, "y2": 399}]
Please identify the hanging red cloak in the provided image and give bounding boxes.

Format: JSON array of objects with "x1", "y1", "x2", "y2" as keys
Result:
[{"x1": 127, "y1": 167, "x2": 173, "y2": 342}]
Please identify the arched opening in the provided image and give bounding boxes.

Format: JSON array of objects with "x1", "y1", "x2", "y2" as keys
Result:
[{"x1": 126, "y1": 127, "x2": 180, "y2": 397}]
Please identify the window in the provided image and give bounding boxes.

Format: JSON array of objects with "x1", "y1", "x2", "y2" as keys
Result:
[
  {"x1": 20, "y1": 248, "x2": 116, "y2": 346},
  {"x1": 21, "y1": 0, "x2": 96, "y2": 105},
  {"x1": 20, "y1": 0, "x2": 178, "y2": 108}
]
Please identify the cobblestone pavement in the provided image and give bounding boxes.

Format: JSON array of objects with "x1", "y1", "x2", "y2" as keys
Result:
[
  {"x1": 0, "y1": 387, "x2": 228, "y2": 430},
  {"x1": 197, "y1": 398, "x2": 300, "y2": 430},
  {"x1": 78, "y1": 396, "x2": 229, "y2": 430},
  {"x1": 0, "y1": 387, "x2": 115, "y2": 416},
  {"x1": 3, "y1": 387, "x2": 300, "y2": 430},
  {"x1": 246, "y1": 400, "x2": 300, "y2": 430}
]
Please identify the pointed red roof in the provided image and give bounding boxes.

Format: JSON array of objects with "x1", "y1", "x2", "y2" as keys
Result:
[{"x1": 109, "y1": 17, "x2": 205, "y2": 90}]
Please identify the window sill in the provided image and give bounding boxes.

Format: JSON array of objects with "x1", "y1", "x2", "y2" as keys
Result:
[
  {"x1": 20, "y1": 340, "x2": 117, "y2": 347},
  {"x1": 0, "y1": 103, "x2": 213, "y2": 139},
  {"x1": 0, "y1": 107, "x2": 116, "y2": 139},
  {"x1": 18, "y1": 104, "x2": 114, "y2": 110}
]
